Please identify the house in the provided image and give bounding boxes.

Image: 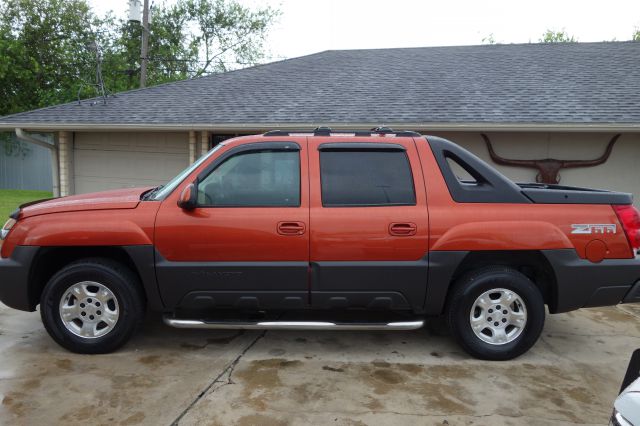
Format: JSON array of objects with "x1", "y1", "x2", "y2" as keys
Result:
[{"x1": 0, "y1": 42, "x2": 638, "y2": 205}]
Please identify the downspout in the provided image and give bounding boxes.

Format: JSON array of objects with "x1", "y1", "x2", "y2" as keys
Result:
[{"x1": 15, "y1": 128, "x2": 60, "y2": 197}]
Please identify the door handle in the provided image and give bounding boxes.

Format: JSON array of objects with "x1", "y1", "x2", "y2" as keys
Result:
[
  {"x1": 389, "y1": 222, "x2": 417, "y2": 236},
  {"x1": 277, "y1": 221, "x2": 306, "y2": 235}
]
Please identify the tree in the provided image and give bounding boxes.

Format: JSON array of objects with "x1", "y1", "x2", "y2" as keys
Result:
[
  {"x1": 633, "y1": 28, "x2": 640, "y2": 41},
  {"x1": 539, "y1": 29, "x2": 577, "y2": 43},
  {"x1": 0, "y1": 0, "x2": 103, "y2": 115},
  {"x1": 481, "y1": 33, "x2": 497, "y2": 45},
  {"x1": 133, "y1": 0, "x2": 276, "y2": 85},
  {"x1": 0, "y1": 0, "x2": 279, "y2": 116},
  {"x1": 182, "y1": 0, "x2": 278, "y2": 75}
]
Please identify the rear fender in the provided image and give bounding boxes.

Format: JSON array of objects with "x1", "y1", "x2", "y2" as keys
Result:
[{"x1": 431, "y1": 221, "x2": 573, "y2": 251}]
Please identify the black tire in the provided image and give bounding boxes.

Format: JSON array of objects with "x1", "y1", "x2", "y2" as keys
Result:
[
  {"x1": 446, "y1": 266, "x2": 545, "y2": 361},
  {"x1": 40, "y1": 258, "x2": 145, "y2": 354}
]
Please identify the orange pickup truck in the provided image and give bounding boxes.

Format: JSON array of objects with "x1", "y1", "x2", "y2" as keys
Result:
[{"x1": 1, "y1": 128, "x2": 639, "y2": 360}]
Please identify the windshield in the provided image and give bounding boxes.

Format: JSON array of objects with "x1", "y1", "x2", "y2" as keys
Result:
[{"x1": 151, "y1": 144, "x2": 224, "y2": 200}]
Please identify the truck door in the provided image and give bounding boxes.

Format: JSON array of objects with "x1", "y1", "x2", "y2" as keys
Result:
[
  {"x1": 308, "y1": 138, "x2": 429, "y2": 311},
  {"x1": 154, "y1": 138, "x2": 310, "y2": 311}
]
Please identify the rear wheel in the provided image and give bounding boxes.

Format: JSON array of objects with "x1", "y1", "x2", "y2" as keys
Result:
[
  {"x1": 40, "y1": 258, "x2": 144, "y2": 354},
  {"x1": 446, "y1": 267, "x2": 545, "y2": 360}
]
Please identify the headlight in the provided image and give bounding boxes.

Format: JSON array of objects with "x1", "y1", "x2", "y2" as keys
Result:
[{"x1": 1, "y1": 218, "x2": 16, "y2": 240}]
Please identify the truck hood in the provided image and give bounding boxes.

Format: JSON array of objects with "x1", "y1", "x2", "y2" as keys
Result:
[{"x1": 18, "y1": 187, "x2": 153, "y2": 219}]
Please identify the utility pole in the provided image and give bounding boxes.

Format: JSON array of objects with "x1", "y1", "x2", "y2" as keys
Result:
[{"x1": 140, "y1": 0, "x2": 150, "y2": 88}]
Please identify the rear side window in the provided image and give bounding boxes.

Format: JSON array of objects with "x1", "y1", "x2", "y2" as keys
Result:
[
  {"x1": 446, "y1": 157, "x2": 478, "y2": 184},
  {"x1": 320, "y1": 150, "x2": 416, "y2": 207},
  {"x1": 197, "y1": 150, "x2": 300, "y2": 207}
]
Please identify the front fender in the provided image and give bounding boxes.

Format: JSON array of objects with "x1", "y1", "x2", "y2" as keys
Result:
[{"x1": 2, "y1": 203, "x2": 158, "y2": 258}]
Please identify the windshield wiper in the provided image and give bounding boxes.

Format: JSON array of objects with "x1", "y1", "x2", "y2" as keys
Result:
[{"x1": 142, "y1": 185, "x2": 164, "y2": 201}]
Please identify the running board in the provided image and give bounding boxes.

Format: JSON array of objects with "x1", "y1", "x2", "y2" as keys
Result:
[{"x1": 163, "y1": 316, "x2": 424, "y2": 331}]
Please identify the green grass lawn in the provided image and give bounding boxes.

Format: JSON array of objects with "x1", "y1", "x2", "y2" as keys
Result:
[{"x1": 0, "y1": 189, "x2": 52, "y2": 219}]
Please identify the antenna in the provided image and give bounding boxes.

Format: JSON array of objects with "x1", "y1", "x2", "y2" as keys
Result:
[{"x1": 77, "y1": 38, "x2": 116, "y2": 106}]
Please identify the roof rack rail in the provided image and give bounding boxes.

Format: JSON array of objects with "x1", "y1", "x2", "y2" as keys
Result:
[{"x1": 263, "y1": 127, "x2": 421, "y2": 137}]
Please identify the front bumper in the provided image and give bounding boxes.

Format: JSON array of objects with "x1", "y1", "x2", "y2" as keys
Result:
[
  {"x1": 0, "y1": 246, "x2": 38, "y2": 311},
  {"x1": 543, "y1": 250, "x2": 640, "y2": 313}
]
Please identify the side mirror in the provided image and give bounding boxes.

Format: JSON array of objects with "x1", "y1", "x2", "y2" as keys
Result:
[{"x1": 177, "y1": 183, "x2": 197, "y2": 210}]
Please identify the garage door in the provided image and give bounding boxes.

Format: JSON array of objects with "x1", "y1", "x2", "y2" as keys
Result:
[{"x1": 74, "y1": 132, "x2": 189, "y2": 194}]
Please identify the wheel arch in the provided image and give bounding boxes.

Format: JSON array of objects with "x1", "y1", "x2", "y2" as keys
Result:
[
  {"x1": 427, "y1": 250, "x2": 559, "y2": 315},
  {"x1": 27, "y1": 245, "x2": 163, "y2": 311}
]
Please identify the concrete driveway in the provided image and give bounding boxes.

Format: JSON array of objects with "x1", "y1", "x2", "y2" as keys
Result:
[{"x1": 1, "y1": 303, "x2": 639, "y2": 426}]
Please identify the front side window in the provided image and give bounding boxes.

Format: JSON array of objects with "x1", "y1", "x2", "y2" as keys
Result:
[
  {"x1": 197, "y1": 150, "x2": 300, "y2": 207},
  {"x1": 320, "y1": 150, "x2": 416, "y2": 207}
]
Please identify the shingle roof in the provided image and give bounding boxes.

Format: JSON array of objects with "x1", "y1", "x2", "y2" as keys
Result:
[{"x1": 1, "y1": 42, "x2": 639, "y2": 130}]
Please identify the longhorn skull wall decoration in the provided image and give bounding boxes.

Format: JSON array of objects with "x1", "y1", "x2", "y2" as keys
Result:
[{"x1": 481, "y1": 133, "x2": 621, "y2": 184}]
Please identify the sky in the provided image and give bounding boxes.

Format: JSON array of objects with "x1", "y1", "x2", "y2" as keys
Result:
[{"x1": 88, "y1": 0, "x2": 640, "y2": 60}]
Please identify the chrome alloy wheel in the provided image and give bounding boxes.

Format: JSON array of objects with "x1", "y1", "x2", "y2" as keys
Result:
[
  {"x1": 469, "y1": 288, "x2": 527, "y2": 345},
  {"x1": 59, "y1": 281, "x2": 120, "y2": 338}
]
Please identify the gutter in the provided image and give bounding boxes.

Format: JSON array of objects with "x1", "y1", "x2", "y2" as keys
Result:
[
  {"x1": 1, "y1": 122, "x2": 640, "y2": 133},
  {"x1": 14, "y1": 128, "x2": 60, "y2": 197}
]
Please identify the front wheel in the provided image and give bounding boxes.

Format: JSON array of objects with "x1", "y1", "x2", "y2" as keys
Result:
[
  {"x1": 40, "y1": 258, "x2": 145, "y2": 354},
  {"x1": 446, "y1": 267, "x2": 545, "y2": 360}
]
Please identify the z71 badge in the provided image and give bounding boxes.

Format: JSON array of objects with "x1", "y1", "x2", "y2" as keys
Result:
[{"x1": 571, "y1": 224, "x2": 617, "y2": 234}]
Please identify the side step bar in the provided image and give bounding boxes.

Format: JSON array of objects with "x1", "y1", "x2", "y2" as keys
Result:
[{"x1": 163, "y1": 316, "x2": 424, "y2": 331}]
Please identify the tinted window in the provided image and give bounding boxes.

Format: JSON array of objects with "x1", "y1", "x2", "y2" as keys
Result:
[
  {"x1": 197, "y1": 150, "x2": 300, "y2": 207},
  {"x1": 446, "y1": 157, "x2": 478, "y2": 184},
  {"x1": 320, "y1": 150, "x2": 416, "y2": 206}
]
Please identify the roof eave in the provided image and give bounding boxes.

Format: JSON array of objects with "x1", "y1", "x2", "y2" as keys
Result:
[{"x1": 2, "y1": 122, "x2": 640, "y2": 133}]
